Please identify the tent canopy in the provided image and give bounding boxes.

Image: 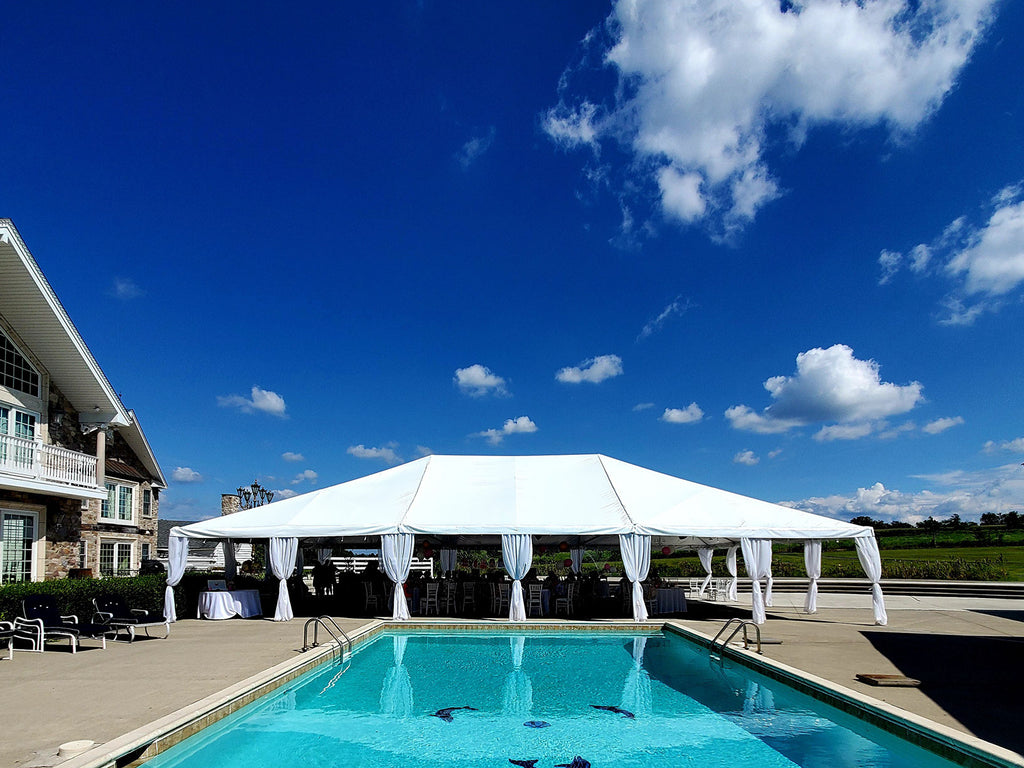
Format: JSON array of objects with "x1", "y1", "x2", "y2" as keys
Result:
[{"x1": 171, "y1": 454, "x2": 871, "y2": 545}]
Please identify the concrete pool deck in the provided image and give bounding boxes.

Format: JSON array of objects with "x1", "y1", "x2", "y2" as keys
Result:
[{"x1": 3, "y1": 595, "x2": 1022, "y2": 768}]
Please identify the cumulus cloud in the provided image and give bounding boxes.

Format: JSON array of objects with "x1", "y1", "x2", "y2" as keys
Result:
[
  {"x1": 726, "y1": 344, "x2": 923, "y2": 438},
  {"x1": 172, "y1": 467, "x2": 203, "y2": 483},
  {"x1": 545, "y1": 0, "x2": 994, "y2": 236},
  {"x1": 556, "y1": 354, "x2": 623, "y2": 384},
  {"x1": 347, "y1": 444, "x2": 402, "y2": 465},
  {"x1": 734, "y1": 450, "x2": 759, "y2": 466},
  {"x1": 923, "y1": 416, "x2": 964, "y2": 435},
  {"x1": 456, "y1": 127, "x2": 496, "y2": 169},
  {"x1": 783, "y1": 463, "x2": 1024, "y2": 523},
  {"x1": 660, "y1": 403, "x2": 704, "y2": 424},
  {"x1": 983, "y1": 437, "x2": 1024, "y2": 454},
  {"x1": 217, "y1": 386, "x2": 287, "y2": 417},
  {"x1": 454, "y1": 364, "x2": 509, "y2": 397},
  {"x1": 281, "y1": 451, "x2": 305, "y2": 462},
  {"x1": 273, "y1": 488, "x2": 299, "y2": 500},
  {"x1": 291, "y1": 469, "x2": 318, "y2": 485},
  {"x1": 880, "y1": 184, "x2": 1024, "y2": 323},
  {"x1": 476, "y1": 416, "x2": 538, "y2": 446},
  {"x1": 637, "y1": 296, "x2": 694, "y2": 340}
]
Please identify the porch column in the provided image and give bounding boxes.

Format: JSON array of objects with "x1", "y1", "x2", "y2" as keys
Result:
[{"x1": 95, "y1": 427, "x2": 106, "y2": 487}]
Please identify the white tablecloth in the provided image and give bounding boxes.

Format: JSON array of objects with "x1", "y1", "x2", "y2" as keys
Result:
[
  {"x1": 198, "y1": 589, "x2": 262, "y2": 620},
  {"x1": 653, "y1": 588, "x2": 687, "y2": 615}
]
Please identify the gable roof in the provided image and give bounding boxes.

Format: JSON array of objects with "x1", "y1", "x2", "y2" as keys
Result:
[{"x1": 172, "y1": 454, "x2": 871, "y2": 544}]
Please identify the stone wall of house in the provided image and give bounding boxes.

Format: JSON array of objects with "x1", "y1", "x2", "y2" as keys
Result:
[
  {"x1": 221, "y1": 494, "x2": 241, "y2": 516},
  {"x1": 43, "y1": 497, "x2": 83, "y2": 579},
  {"x1": 46, "y1": 382, "x2": 87, "y2": 453}
]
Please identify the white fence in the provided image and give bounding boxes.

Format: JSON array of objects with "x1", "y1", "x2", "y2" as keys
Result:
[
  {"x1": 329, "y1": 556, "x2": 434, "y2": 578},
  {"x1": 0, "y1": 434, "x2": 98, "y2": 489}
]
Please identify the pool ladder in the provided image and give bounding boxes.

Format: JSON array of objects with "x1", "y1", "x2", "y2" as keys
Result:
[
  {"x1": 301, "y1": 616, "x2": 352, "y2": 663},
  {"x1": 709, "y1": 618, "x2": 762, "y2": 657}
]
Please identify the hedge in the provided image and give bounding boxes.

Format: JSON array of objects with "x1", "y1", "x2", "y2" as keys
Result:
[{"x1": 0, "y1": 574, "x2": 178, "y2": 623}]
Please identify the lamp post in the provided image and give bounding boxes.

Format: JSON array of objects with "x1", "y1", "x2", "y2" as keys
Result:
[
  {"x1": 235, "y1": 480, "x2": 274, "y2": 577},
  {"x1": 236, "y1": 479, "x2": 274, "y2": 510}
]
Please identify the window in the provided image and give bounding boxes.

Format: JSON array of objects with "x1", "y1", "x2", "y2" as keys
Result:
[
  {"x1": 141, "y1": 542, "x2": 150, "y2": 560},
  {"x1": 78, "y1": 539, "x2": 88, "y2": 569},
  {"x1": 1, "y1": 511, "x2": 36, "y2": 584},
  {"x1": 0, "y1": 404, "x2": 38, "y2": 469},
  {"x1": 142, "y1": 489, "x2": 152, "y2": 517},
  {"x1": 0, "y1": 329, "x2": 40, "y2": 398},
  {"x1": 99, "y1": 540, "x2": 133, "y2": 577},
  {"x1": 101, "y1": 482, "x2": 136, "y2": 524}
]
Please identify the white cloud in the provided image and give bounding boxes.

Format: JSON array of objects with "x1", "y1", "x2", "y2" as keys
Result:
[
  {"x1": 172, "y1": 466, "x2": 203, "y2": 483},
  {"x1": 291, "y1": 469, "x2": 318, "y2": 485},
  {"x1": 783, "y1": 463, "x2": 1024, "y2": 523},
  {"x1": 454, "y1": 364, "x2": 509, "y2": 397},
  {"x1": 545, "y1": 0, "x2": 994, "y2": 235},
  {"x1": 415, "y1": 445, "x2": 434, "y2": 458},
  {"x1": 112, "y1": 277, "x2": 143, "y2": 300},
  {"x1": 281, "y1": 451, "x2": 305, "y2": 462},
  {"x1": 273, "y1": 488, "x2": 299, "y2": 500},
  {"x1": 347, "y1": 444, "x2": 402, "y2": 465},
  {"x1": 556, "y1": 354, "x2": 623, "y2": 384},
  {"x1": 217, "y1": 386, "x2": 287, "y2": 417},
  {"x1": 637, "y1": 296, "x2": 694, "y2": 340},
  {"x1": 734, "y1": 450, "x2": 759, "y2": 466},
  {"x1": 983, "y1": 437, "x2": 1024, "y2": 454},
  {"x1": 882, "y1": 185, "x2": 1024, "y2": 323},
  {"x1": 456, "y1": 126, "x2": 496, "y2": 169},
  {"x1": 726, "y1": 344, "x2": 923, "y2": 438},
  {"x1": 767, "y1": 448, "x2": 783, "y2": 459},
  {"x1": 923, "y1": 416, "x2": 964, "y2": 435},
  {"x1": 475, "y1": 416, "x2": 538, "y2": 446},
  {"x1": 633, "y1": 402, "x2": 656, "y2": 412},
  {"x1": 660, "y1": 403, "x2": 704, "y2": 425}
]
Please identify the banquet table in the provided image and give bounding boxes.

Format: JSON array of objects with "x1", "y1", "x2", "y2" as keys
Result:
[
  {"x1": 653, "y1": 587, "x2": 687, "y2": 615},
  {"x1": 197, "y1": 589, "x2": 262, "y2": 620}
]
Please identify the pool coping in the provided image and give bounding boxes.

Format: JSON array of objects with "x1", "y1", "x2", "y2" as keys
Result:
[{"x1": 59, "y1": 619, "x2": 1023, "y2": 768}]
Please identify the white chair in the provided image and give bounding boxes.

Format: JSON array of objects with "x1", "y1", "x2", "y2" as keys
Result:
[
  {"x1": 441, "y1": 581, "x2": 457, "y2": 615},
  {"x1": 715, "y1": 578, "x2": 731, "y2": 601},
  {"x1": 496, "y1": 583, "x2": 510, "y2": 614},
  {"x1": 462, "y1": 582, "x2": 476, "y2": 613},
  {"x1": 527, "y1": 583, "x2": 544, "y2": 617},
  {"x1": 421, "y1": 582, "x2": 440, "y2": 615},
  {"x1": 363, "y1": 582, "x2": 380, "y2": 613},
  {"x1": 687, "y1": 578, "x2": 702, "y2": 598},
  {"x1": 554, "y1": 583, "x2": 575, "y2": 617}
]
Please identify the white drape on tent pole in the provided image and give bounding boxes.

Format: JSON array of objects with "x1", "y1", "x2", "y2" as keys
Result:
[
  {"x1": 268, "y1": 537, "x2": 298, "y2": 621},
  {"x1": 381, "y1": 533, "x2": 415, "y2": 621},
  {"x1": 697, "y1": 547, "x2": 714, "y2": 597},
  {"x1": 619, "y1": 533, "x2": 651, "y2": 622},
  {"x1": 501, "y1": 534, "x2": 532, "y2": 622},
  {"x1": 223, "y1": 539, "x2": 237, "y2": 580},
  {"x1": 804, "y1": 540, "x2": 822, "y2": 614},
  {"x1": 570, "y1": 546, "x2": 584, "y2": 574},
  {"x1": 726, "y1": 545, "x2": 739, "y2": 601},
  {"x1": 855, "y1": 536, "x2": 888, "y2": 626},
  {"x1": 740, "y1": 538, "x2": 772, "y2": 625},
  {"x1": 440, "y1": 547, "x2": 458, "y2": 576},
  {"x1": 165, "y1": 535, "x2": 189, "y2": 622}
]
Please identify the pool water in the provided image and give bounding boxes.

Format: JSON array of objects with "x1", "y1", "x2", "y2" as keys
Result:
[{"x1": 141, "y1": 630, "x2": 959, "y2": 768}]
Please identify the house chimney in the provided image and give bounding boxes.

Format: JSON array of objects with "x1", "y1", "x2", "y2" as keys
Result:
[{"x1": 221, "y1": 494, "x2": 241, "y2": 516}]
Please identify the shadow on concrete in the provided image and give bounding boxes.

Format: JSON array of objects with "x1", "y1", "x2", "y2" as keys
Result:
[
  {"x1": 861, "y1": 631, "x2": 1024, "y2": 755},
  {"x1": 971, "y1": 609, "x2": 1024, "y2": 624}
]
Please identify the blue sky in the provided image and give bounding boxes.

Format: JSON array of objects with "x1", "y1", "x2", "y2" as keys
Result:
[{"x1": 2, "y1": 1, "x2": 1022, "y2": 523}]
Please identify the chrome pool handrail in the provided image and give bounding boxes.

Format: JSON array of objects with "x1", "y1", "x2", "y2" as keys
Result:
[
  {"x1": 709, "y1": 618, "x2": 762, "y2": 656},
  {"x1": 301, "y1": 616, "x2": 352, "y2": 661}
]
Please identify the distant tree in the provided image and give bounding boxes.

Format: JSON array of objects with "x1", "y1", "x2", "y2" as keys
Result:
[
  {"x1": 942, "y1": 513, "x2": 963, "y2": 530},
  {"x1": 1006, "y1": 511, "x2": 1022, "y2": 529},
  {"x1": 980, "y1": 512, "x2": 1002, "y2": 526},
  {"x1": 850, "y1": 515, "x2": 880, "y2": 527}
]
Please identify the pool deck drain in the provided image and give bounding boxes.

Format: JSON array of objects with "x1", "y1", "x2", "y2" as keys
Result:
[{"x1": 2, "y1": 595, "x2": 1022, "y2": 768}]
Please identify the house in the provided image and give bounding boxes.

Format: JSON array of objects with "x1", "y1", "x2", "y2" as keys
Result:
[
  {"x1": 156, "y1": 519, "x2": 253, "y2": 572},
  {"x1": 0, "y1": 219, "x2": 166, "y2": 581}
]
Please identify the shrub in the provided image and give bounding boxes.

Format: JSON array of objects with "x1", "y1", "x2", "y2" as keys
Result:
[{"x1": 0, "y1": 574, "x2": 177, "y2": 622}]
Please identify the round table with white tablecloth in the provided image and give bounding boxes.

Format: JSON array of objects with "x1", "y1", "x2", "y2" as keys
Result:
[
  {"x1": 197, "y1": 589, "x2": 262, "y2": 619},
  {"x1": 653, "y1": 587, "x2": 687, "y2": 615}
]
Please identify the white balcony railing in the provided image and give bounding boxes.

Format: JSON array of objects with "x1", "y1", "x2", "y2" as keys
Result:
[{"x1": 0, "y1": 433, "x2": 99, "y2": 489}]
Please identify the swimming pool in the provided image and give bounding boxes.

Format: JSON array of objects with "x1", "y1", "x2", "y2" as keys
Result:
[{"x1": 139, "y1": 630, "x2": 970, "y2": 768}]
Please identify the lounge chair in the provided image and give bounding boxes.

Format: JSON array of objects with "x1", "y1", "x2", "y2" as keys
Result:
[
  {"x1": 93, "y1": 595, "x2": 170, "y2": 642},
  {"x1": 0, "y1": 621, "x2": 14, "y2": 660},
  {"x1": 16, "y1": 595, "x2": 113, "y2": 653}
]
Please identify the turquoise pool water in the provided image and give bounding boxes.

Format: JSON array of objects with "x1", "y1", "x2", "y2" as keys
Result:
[{"x1": 141, "y1": 630, "x2": 960, "y2": 768}]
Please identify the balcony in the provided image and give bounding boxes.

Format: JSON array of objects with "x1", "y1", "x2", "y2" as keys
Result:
[{"x1": 0, "y1": 433, "x2": 104, "y2": 499}]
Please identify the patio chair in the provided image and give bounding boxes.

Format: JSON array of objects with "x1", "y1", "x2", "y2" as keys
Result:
[
  {"x1": 554, "y1": 583, "x2": 575, "y2": 617},
  {"x1": 527, "y1": 583, "x2": 544, "y2": 617},
  {"x1": 496, "y1": 582, "x2": 510, "y2": 615},
  {"x1": 363, "y1": 582, "x2": 380, "y2": 613},
  {"x1": 17, "y1": 595, "x2": 112, "y2": 653},
  {"x1": 0, "y1": 621, "x2": 14, "y2": 660},
  {"x1": 421, "y1": 582, "x2": 440, "y2": 615},
  {"x1": 687, "y1": 578, "x2": 702, "y2": 598},
  {"x1": 461, "y1": 582, "x2": 476, "y2": 613},
  {"x1": 441, "y1": 581, "x2": 457, "y2": 615},
  {"x1": 92, "y1": 595, "x2": 170, "y2": 642}
]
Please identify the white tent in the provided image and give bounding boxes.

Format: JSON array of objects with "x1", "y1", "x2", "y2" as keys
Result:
[{"x1": 166, "y1": 454, "x2": 886, "y2": 625}]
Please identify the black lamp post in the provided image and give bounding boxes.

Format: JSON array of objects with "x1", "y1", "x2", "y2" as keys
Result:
[{"x1": 236, "y1": 479, "x2": 274, "y2": 510}]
